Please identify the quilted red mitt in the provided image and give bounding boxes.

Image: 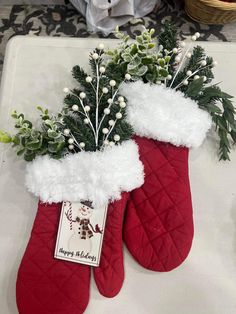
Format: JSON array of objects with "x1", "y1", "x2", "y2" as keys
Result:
[
  {"x1": 120, "y1": 81, "x2": 212, "y2": 271},
  {"x1": 17, "y1": 140, "x2": 144, "y2": 311},
  {"x1": 16, "y1": 202, "x2": 90, "y2": 314},
  {"x1": 93, "y1": 193, "x2": 129, "y2": 297},
  {"x1": 124, "y1": 136, "x2": 193, "y2": 271}
]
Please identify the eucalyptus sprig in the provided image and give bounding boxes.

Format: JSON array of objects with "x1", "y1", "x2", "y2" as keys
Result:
[
  {"x1": 106, "y1": 27, "x2": 173, "y2": 83},
  {"x1": 0, "y1": 108, "x2": 67, "y2": 161}
]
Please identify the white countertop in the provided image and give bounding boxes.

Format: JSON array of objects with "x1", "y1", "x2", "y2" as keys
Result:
[{"x1": 0, "y1": 36, "x2": 236, "y2": 314}]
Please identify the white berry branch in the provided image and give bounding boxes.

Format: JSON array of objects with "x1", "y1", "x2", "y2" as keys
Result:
[{"x1": 70, "y1": 91, "x2": 96, "y2": 138}]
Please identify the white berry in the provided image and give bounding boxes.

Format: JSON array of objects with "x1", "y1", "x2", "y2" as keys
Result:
[
  {"x1": 103, "y1": 140, "x2": 109, "y2": 145},
  {"x1": 109, "y1": 120, "x2": 115, "y2": 126},
  {"x1": 99, "y1": 66, "x2": 105, "y2": 73},
  {"x1": 118, "y1": 96, "x2": 124, "y2": 102},
  {"x1": 102, "y1": 128, "x2": 109, "y2": 134},
  {"x1": 80, "y1": 92, "x2": 86, "y2": 99},
  {"x1": 116, "y1": 112, "x2": 122, "y2": 119},
  {"x1": 201, "y1": 60, "x2": 207, "y2": 66},
  {"x1": 203, "y1": 76, "x2": 207, "y2": 82},
  {"x1": 92, "y1": 53, "x2": 99, "y2": 60},
  {"x1": 119, "y1": 101, "x2": 126, "y2": 108},
  {"x1": 191, "y1": 35, "x2": 197, "y2": 41},
  {"x1": 195, "y1": 32, "x2": 200, "y2": 38},
  {"x1": 156, "y1": 80, "x2": 162, "y2": 85},
  {"x1": 183, "y1": 80, "x2": 188, "y2": 86},
  {"x1": 107, "y1": 98, "x2": 113, "y2": 104},
  {"x1": 194, "y1": 75, "x2": 200, "y2": 80},
  {"x1": 69, "y1": 144, "x2": 74, "y2": 150},
  {"x1": 84, "y1": 118, "x2": 89, "y2": 124},
  {"x1": 167, "y1": 75, "x2": 172, "y2": 80},
  {"x1": 213, "y1": 61, "x2": 218, "y2": 67},
  {"x1": 86, "y1": 76, "x2": 92, "y2": 83},
  {"x1": 63, "y1": 87, "x2": 69, "y2": 93},
  {"x1": 80, "y1": 142, "x2": 85, "y2": 148},
  {"x1": 64, "y1": 129, "x2": 70, "y2": 136},
  {"x1": 72, "y1": 104, "x2": 79, "y2": 111},
  {"x1": 104, "y1": 108, "x2": 110, "y2": 115},
  {"x1": 84, "y1": 106, "x2": 90, "y2": 112},
  {"x1": 180, "y1": 42, "x2": 186, "y2": 48},
  {"x1": 102, "y1": 87, "x2": 109, "y2": 94},
  {"x1": 175, "y1": 56, "x2": 181, "y2": 63},
  {"x1": 109, "y1": 141, "x2": 115, "y2": 147},
  {"x1": 68, "y1": 138, "x2": 74, "y2": 144},
  {"x1": 125, "y1": 73, "x2": 131, "y2": 80},
  {"x1": 98, "y1": 43, "x2": 104, "y2": 50},
  {"x1": 187, "y1": 70, "x2": 192, "y2": 76},
  {"x1": 172, "y1": 48, "x2": 178, "y2": 54},
  {"x1": 186, "y1": 52, "x2": 192, "y2": 58},
  {"x1": 109, "y1": 80, "x2": 116, "y2": 87},
  {"x1": 114, "y1": 134, "x2": 120, "y2": 142}
]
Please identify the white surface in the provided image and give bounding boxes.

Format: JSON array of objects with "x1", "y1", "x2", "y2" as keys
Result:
[{"x1": 0, "y1": 36, "x2": 236, "y2": 314}]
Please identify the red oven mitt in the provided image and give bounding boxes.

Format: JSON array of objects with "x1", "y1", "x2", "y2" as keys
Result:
[
  {"x1": 16, "y1": 202, "x2": 90, "y2": 314},
  {"x1": 16, "y1": 140, "x2": 144, "y2": 311},
  {"x1": 120, "y1": 81, "x2": 212, "y2": 271},
  {"x1": 93, "y1": 193, "x2": 129, "y2": 297}
]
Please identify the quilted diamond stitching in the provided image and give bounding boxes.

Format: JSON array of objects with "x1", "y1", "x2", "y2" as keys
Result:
[
  {"x1": 124, "y1": 137, "x2": 194, "y2": 271},
  {"x1": 16, "y1": 203, "x2": 90, "y2": 314}
]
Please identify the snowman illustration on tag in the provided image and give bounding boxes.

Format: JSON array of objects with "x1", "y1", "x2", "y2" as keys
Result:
[{"x1": 65, "y1": 200, "x2": 102, "y2": 253}]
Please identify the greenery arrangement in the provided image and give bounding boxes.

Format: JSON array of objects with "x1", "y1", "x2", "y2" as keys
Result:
[
  {"x1": 0, "y1": 47, "x2": 133, "y2": 161},
  {"x1": 0, "y1": 23, "x2": 235, "y2": 161},
  {"x1": 105, "y1": 22, "x2": 236, "y2": 161}
]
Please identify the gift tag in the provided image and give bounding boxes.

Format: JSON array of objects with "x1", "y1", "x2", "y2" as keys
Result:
[{"x1": 54, "y1": 201, "x2": 107, "y2": 267}]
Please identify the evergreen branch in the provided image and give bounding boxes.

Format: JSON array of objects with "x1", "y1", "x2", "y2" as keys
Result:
[{"x1": 198, "y1": 85, "x2": 236, "y2": 160}]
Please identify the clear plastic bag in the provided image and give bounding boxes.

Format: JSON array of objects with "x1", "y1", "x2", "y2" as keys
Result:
[{"x1": 70, "y1": 0, "x2": 160, "y2": 35}]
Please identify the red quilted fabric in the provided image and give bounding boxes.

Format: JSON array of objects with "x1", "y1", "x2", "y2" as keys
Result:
[
  {"x1": 16, "y1": 202, "x2": 90, "y2": 314},
  {"x1": 93, "y1": 193, "x2": 129, "y2": 297},
  {"x1": 124, "y1": 136, "x2": 194, "y2": 271}
]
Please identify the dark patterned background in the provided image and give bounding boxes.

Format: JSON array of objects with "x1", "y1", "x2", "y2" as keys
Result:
[{"x1": 0, "y1": 0, "x2": 236, "y2": 79}]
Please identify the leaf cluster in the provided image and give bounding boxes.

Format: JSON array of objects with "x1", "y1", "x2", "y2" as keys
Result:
[
  {"x1": 0, "y1": 108, "x2": 66, "y2": 161},
  {"x1": 106, "y1": 27, "x2": 172, "y2": 83}
]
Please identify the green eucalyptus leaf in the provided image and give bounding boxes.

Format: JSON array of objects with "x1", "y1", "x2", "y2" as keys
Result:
[
  {"x1": 130, "y1": 44, "x2": 138, "y2": 55},
  {"x1": 159, "y1": 68, "x2": 168, "y2": 78},
  {"x1": 129, "y1": 65, "x2": 148, "y2": 77},
  {"x1": 48, "y1": 142, "x2": 58, "y2": 153},
  {"x1": 121, "y1": 53, "x2": 132, "y2": 62},
  {"x1": 145, "y1": 73, "x2": 156, "y2": 82},
  {"x1": 0, "y1": 131, "x2": 12, "y2": 143},
  {"x1": 47, "y1": 129, "x2": 60, "y2": 138},
  {"x1": 24, "y1": 151, "x2": 36, "y2": 162},
  {"x1": 142, "y1": 57, "x2": 153, "y2": 65},
  {"x1": 128, "y1": 55, "x2": 142, "y2": 70},
  {"x1": 158, "y1": 58, "x2": 166, "y2": 67},
  {"x1": 147, "y1": 43, "x2": 155, "y2": 49},
  {"x1": 17, "y1": 148, "x2": 25, "y2": 156}
]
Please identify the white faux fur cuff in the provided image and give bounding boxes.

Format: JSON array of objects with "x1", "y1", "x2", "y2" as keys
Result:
[
  {"x1": 120, "y1": 81, "x2": 212, "y2": 148},
  {"x1": 25, "y1": 140, "x2": 144, "y2": 207}
]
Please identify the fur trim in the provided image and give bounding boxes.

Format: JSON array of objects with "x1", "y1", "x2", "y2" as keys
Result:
[
  {"x1": 120, "y1": 81, "x2": 212, "y2": 148},
  {"x1": 25, "y1": 140, "x2": 144, "y2": 207}
]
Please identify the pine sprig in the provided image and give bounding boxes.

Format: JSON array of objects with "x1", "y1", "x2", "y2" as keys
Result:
[
  {"x1": 159, "y1": 21, "x2": 178, "y2": 52},
  {"x1": 172, "y1": 46, "x2": 214, "y2": 90},
  {"x1": 196, "y1": 85, "x2": 236, "y2": 160}
]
